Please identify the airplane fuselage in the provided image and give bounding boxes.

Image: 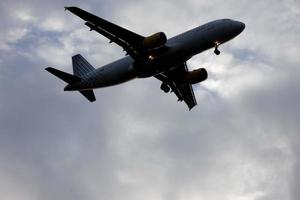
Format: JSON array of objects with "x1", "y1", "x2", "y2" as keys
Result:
[{"x1": 64, "y1": 19, "x2": 245, "y2": 91}]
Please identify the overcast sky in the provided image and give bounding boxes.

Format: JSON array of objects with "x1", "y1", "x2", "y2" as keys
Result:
[{"x1": 0, "y1": 0, "x2": 299, "y2": 200}]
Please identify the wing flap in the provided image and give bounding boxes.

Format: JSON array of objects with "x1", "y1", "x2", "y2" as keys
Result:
[
  {"x1": 84, "y1": 22, "x2": 140, "y2": 60},
  {"x1": 154, "y1": 63, "x2": 197, "y2": 110}
]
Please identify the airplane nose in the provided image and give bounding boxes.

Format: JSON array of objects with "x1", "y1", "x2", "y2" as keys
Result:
[
  {"x1": 239, "y1": 22, "x2": 245, "y2": 32},
  {"x1": 236, "y1": 21, "x2": 245, "y2": 33},
  {"x1": 231, "y1": 21, "x2": 245, "y2": 35}
]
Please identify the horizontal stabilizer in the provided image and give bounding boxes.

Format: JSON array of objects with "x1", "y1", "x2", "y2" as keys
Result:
[
  {"x1": 79, "y1": 90, "x2": 96, "y2": 102},
  {"x1": 45, "y1": 67, "x2": 81, "y2": 84}
]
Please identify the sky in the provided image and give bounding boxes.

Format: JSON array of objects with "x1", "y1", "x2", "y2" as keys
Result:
[{"x1": 0, "y1": 0, "x2": 299, "y2": 200}]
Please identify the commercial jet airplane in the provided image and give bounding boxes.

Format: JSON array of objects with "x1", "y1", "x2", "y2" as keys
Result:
[{"x1": 46, "y1": 7, "x2": 245, "y2": 110}]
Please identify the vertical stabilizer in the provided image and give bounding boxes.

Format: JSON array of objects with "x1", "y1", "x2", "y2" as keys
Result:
[{"x1": 72, "y1": 54, "x2": 95, "y2": 77}]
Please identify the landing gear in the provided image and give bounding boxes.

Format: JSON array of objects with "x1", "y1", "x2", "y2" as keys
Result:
[
  {"x1": 160, "y1": 82, "x2": 170, "y2": 93},
  {"x1": 214, "y1": 48, "x2": 220, "y2": 55},
  {"x1": 214, "y1": 42, "x2": 221, "y2": 55}
]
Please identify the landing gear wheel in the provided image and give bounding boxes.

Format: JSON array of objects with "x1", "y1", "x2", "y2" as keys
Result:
[
  {"x1": 214, "y1": 41, "x2": 221, "y2": 55},
  {"x1": 214, "y1": 48, "x2": 220, "y2": 55},
  {"x1": 160, "y1": 83, "x2": 170, "y2": 93}
]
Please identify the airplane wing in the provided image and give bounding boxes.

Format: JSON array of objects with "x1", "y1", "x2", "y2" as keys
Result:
[
  {"x1": 65, "y1": 7, "x2": 146, "y2": 60},
  {"x1": 154, "y1": 63, "x2": 197, "y2": 110}
]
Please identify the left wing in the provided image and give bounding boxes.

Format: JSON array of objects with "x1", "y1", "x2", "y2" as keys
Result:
[
  {"x1": 155, "y1": 63, "x2": 197, "y2": 110},
  {"x1": 65, "y1": 7, "x2": 146, "y2": 60}
]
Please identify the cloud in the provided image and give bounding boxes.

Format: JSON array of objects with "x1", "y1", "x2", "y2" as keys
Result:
[{"x1": 0, "y1": 0, "x2": 299, "y2": 200}]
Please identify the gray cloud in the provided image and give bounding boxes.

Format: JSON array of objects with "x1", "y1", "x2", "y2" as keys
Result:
[{"x1": 0, "y1": 0, "x2": 299, "y2": 200}]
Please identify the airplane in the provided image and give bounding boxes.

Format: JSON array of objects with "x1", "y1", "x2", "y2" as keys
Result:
[{"x1": 46, "y1": 6, "x2": 245, "y2": 110}]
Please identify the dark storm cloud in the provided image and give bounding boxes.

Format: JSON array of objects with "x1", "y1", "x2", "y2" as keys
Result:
[{"x1": 0, "y1": 0, "x2": 299, "y2": 200}]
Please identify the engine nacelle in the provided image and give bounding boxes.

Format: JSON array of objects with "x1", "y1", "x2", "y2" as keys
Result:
[
  {"x1": 142, "y1": 32, "x2": 167, "y2": 49},
  {"x1": 183, "y1": 68, "x2": 208, "y2": 84}
]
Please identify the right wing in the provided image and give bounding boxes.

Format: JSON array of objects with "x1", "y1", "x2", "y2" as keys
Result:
[
  {"x1": 154, "y1": 63, "x2": 197, "y2": 110},
  {"x1": 65, "y1": 7, "x2": 146, "y2": 60}
]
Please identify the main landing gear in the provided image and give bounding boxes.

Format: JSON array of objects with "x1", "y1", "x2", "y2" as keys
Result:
[
  {"x1": 160, "y1": 82, "x2": 170, "y2": 93},
  {"x1": 214, "y1": 42, "x2": 221, "y2": 55}
]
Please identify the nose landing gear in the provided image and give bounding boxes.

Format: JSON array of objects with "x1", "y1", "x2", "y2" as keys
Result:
[
  {"x1": 214, "y1": 48, "x2": 220, "y2": 55},
  {"x1": 214, "y1": 41, "x2": 221, "y2": 55}
]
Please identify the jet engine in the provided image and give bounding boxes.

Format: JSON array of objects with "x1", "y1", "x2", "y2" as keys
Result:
[
  {"x1": 142, "y1": 32, "x2": 167, "y2": 49},
  {"x1": 182, "y1": 68, "x2": 208, "y2": 84}
]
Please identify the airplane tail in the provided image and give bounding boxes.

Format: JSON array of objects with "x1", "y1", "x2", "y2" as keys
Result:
[
  {"x1": 72, "y1": 54, "x2": 95, "y2": 77},
  {"x1": 45, "y1": 54, "x2": 96, "y2": 102}
]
